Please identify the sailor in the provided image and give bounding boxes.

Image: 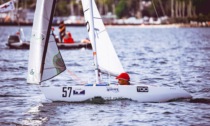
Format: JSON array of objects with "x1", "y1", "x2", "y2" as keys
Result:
[
  {"x1": 59, "y1": 21, "x2": 66, "y2": 42},
  {"x1": 116, "y1": 72, "x2": 130, "y2": 85},
  {"x1": 63, "y1": 32, "x2": 74, "y2": 43},
  {"x1": 51, "y1": 27, "x2": 60, "y2": 43}
]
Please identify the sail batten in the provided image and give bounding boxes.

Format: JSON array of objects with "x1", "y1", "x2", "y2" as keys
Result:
[{"x1": 27, "y1": 0, "x2": 66, "y2": 84}]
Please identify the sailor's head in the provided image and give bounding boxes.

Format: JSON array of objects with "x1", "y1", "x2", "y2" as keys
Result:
[{"x1": 116, "y1": 72, "x2": 130, "y2": 85}]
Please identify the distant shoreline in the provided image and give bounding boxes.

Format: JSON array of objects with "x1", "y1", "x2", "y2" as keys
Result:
[
  {"x1": 0, "y1": 22, "x2": 209, "y2": 28},
  {"x1": 0, "y1": 22, "x2": 85, "y2": 27}
]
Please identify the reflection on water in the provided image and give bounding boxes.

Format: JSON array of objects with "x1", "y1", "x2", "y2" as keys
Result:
[{"x1": 0, "y1": 26, "x2": 210, "y2": 125}]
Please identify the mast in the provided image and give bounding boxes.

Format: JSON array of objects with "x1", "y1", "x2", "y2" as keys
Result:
[
  {"x1": 15, "y1": 0, "x2": 24, "y2": 43},
  {"x1": 40, "y1": 0, "x2": 57, "y2": 81},
  {"x1": 89, "y1": 0, "x2": 100, "y2": 84}
]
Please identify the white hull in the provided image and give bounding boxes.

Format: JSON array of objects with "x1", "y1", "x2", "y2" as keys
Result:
[{"x1": 40, "y1": 84, "x2": 192, "y2": 103}]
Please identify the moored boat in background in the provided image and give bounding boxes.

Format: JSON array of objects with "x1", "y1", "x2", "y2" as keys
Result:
[{"x1": 6, "y1": 28, "x2": 92, "y2": 50}]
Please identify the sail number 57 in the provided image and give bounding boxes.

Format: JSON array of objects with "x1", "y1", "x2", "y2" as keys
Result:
[{"x1": 62, "y1": 87, "x2": 72, "y2": 97}]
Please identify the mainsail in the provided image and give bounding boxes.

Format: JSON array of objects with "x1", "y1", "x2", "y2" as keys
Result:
[
  {"x1": 81, "y1": 0, "x2": 124, "y2": 76},
  {"x1": 27, "y1": 0, "x2": 66, "y2": 84}
]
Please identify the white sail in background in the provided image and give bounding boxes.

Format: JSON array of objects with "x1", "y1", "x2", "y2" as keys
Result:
[
  {"x1": 0, "y1": 0, "x2": 15, "y2": 13},
  {"x1": 81, "y1": 0, "x2": 124, "y2": 76},
  {"x1": 27, "y1": 0, "x2": 66, "y2": 84}
]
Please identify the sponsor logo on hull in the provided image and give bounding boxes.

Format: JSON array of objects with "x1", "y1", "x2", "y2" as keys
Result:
[
  {"x1": 107, "y1": 87, "x2": 119, "y2": 93},
  {"x1": 137, "y1": 86, "x2": 149, "y2": 92},
  {"x1": 73, "y1": 89, "x2": 85, "y2": 95}
]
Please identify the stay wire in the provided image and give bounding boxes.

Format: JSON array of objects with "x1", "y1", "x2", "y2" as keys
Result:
[{"x1": 67, "y1": 69, "x2": 87, "y2": 85}]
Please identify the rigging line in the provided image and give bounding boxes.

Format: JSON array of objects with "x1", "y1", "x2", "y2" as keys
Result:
[
  {"x1": 67, "y1": 69, "x2": 87, "y2": 84},
  {"x1": 97, "y1": 29, "x2": 106, "y2": 34},
  {"x1": 93, "y1": 17, "x2": 102, "y2": 19},
  {"x1": 14, "y1": 0, "x2": 20, "y2": 28},
  {"x1": 84, "y1": 8, "x2": 89, "y2": 13},
  {"x1": 152, "y1": 0, "x2": 159, "y2": 18}
]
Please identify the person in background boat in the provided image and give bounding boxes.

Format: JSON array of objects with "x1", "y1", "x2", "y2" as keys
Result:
[
  {"x1": 63, "y1": 32, "x2": 74, "y2": 43},
  {"x1": 80, "y1": 37, "x2": 90, "y2": 43},
  {"x1": 116, "y1": 72, "x2": 130, "y2": 85},
  {"x1": 51, "y1": 27, "x2": 60, "y2": 43},
  {"x1": 16, "y1": 30, "x2": 20, "y2": 36}
]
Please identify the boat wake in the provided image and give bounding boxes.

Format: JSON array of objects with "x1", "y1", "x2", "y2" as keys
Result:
[
  {"x1": 190, "y1": 98, "x2": 210, "y2": 104},
  {"x1": 0, "y1": 94, "x2": 27, "y2": 97}
]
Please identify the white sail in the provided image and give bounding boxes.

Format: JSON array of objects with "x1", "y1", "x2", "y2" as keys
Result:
[
  {"x1": 27, "y1": 0, "x2": 66, "y2": 84},
  {"x1": 0, "y1": 0, "x2": 15, "y2": 13},
  {"x1": 81, "y1": 0, "x2": 124, "y2": 76}
]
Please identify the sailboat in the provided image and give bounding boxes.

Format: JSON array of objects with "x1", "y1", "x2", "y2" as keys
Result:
[
  {"x1": 7, "y1": 28, "x2": 30, "y2": 49},
  {"x1": 27, "y1": 0, "x2": 192, "y2": 102}
]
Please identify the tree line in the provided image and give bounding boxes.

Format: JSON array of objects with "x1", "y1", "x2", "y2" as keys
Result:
[
  {"x1": 55, "y1": 0, "x2": 210, "y2": 22},
  {"x1": 3, "y1": 0, "x2": 210, "y2": 22}
]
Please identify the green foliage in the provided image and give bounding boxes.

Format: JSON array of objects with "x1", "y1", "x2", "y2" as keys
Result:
[
  {"x1": 196, "y1": 14, "x2": 210, "y2": 22},
  {"x1": 115, "y1": 0, "x2": 127, "y2": 18},
  {"x1": 55, "y1": 1, "x2": 69, "y2": 16},
  {"x1": 5, "y1": 0, "x2": 210, "y2": 22}
]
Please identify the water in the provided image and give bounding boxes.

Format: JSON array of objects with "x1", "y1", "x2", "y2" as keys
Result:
[{"x1": 1, "y1": 26, "x2": 210, "y2": 126}]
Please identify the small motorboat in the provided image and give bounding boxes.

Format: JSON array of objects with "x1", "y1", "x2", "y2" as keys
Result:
[
  {"x1": 6, "y1": 28, "x2": 30, "y2": 49},
  {"x1": 7, "y1": 35, "x2": 30, "y2": 49},
  {"x1": 6, "y1": 28, "x2": 92, "y2": 50}
]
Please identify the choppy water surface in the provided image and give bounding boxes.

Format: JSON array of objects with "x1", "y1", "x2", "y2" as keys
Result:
[{"x1": 1, "y1": 26, "x2": 210, "y2": 126}]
